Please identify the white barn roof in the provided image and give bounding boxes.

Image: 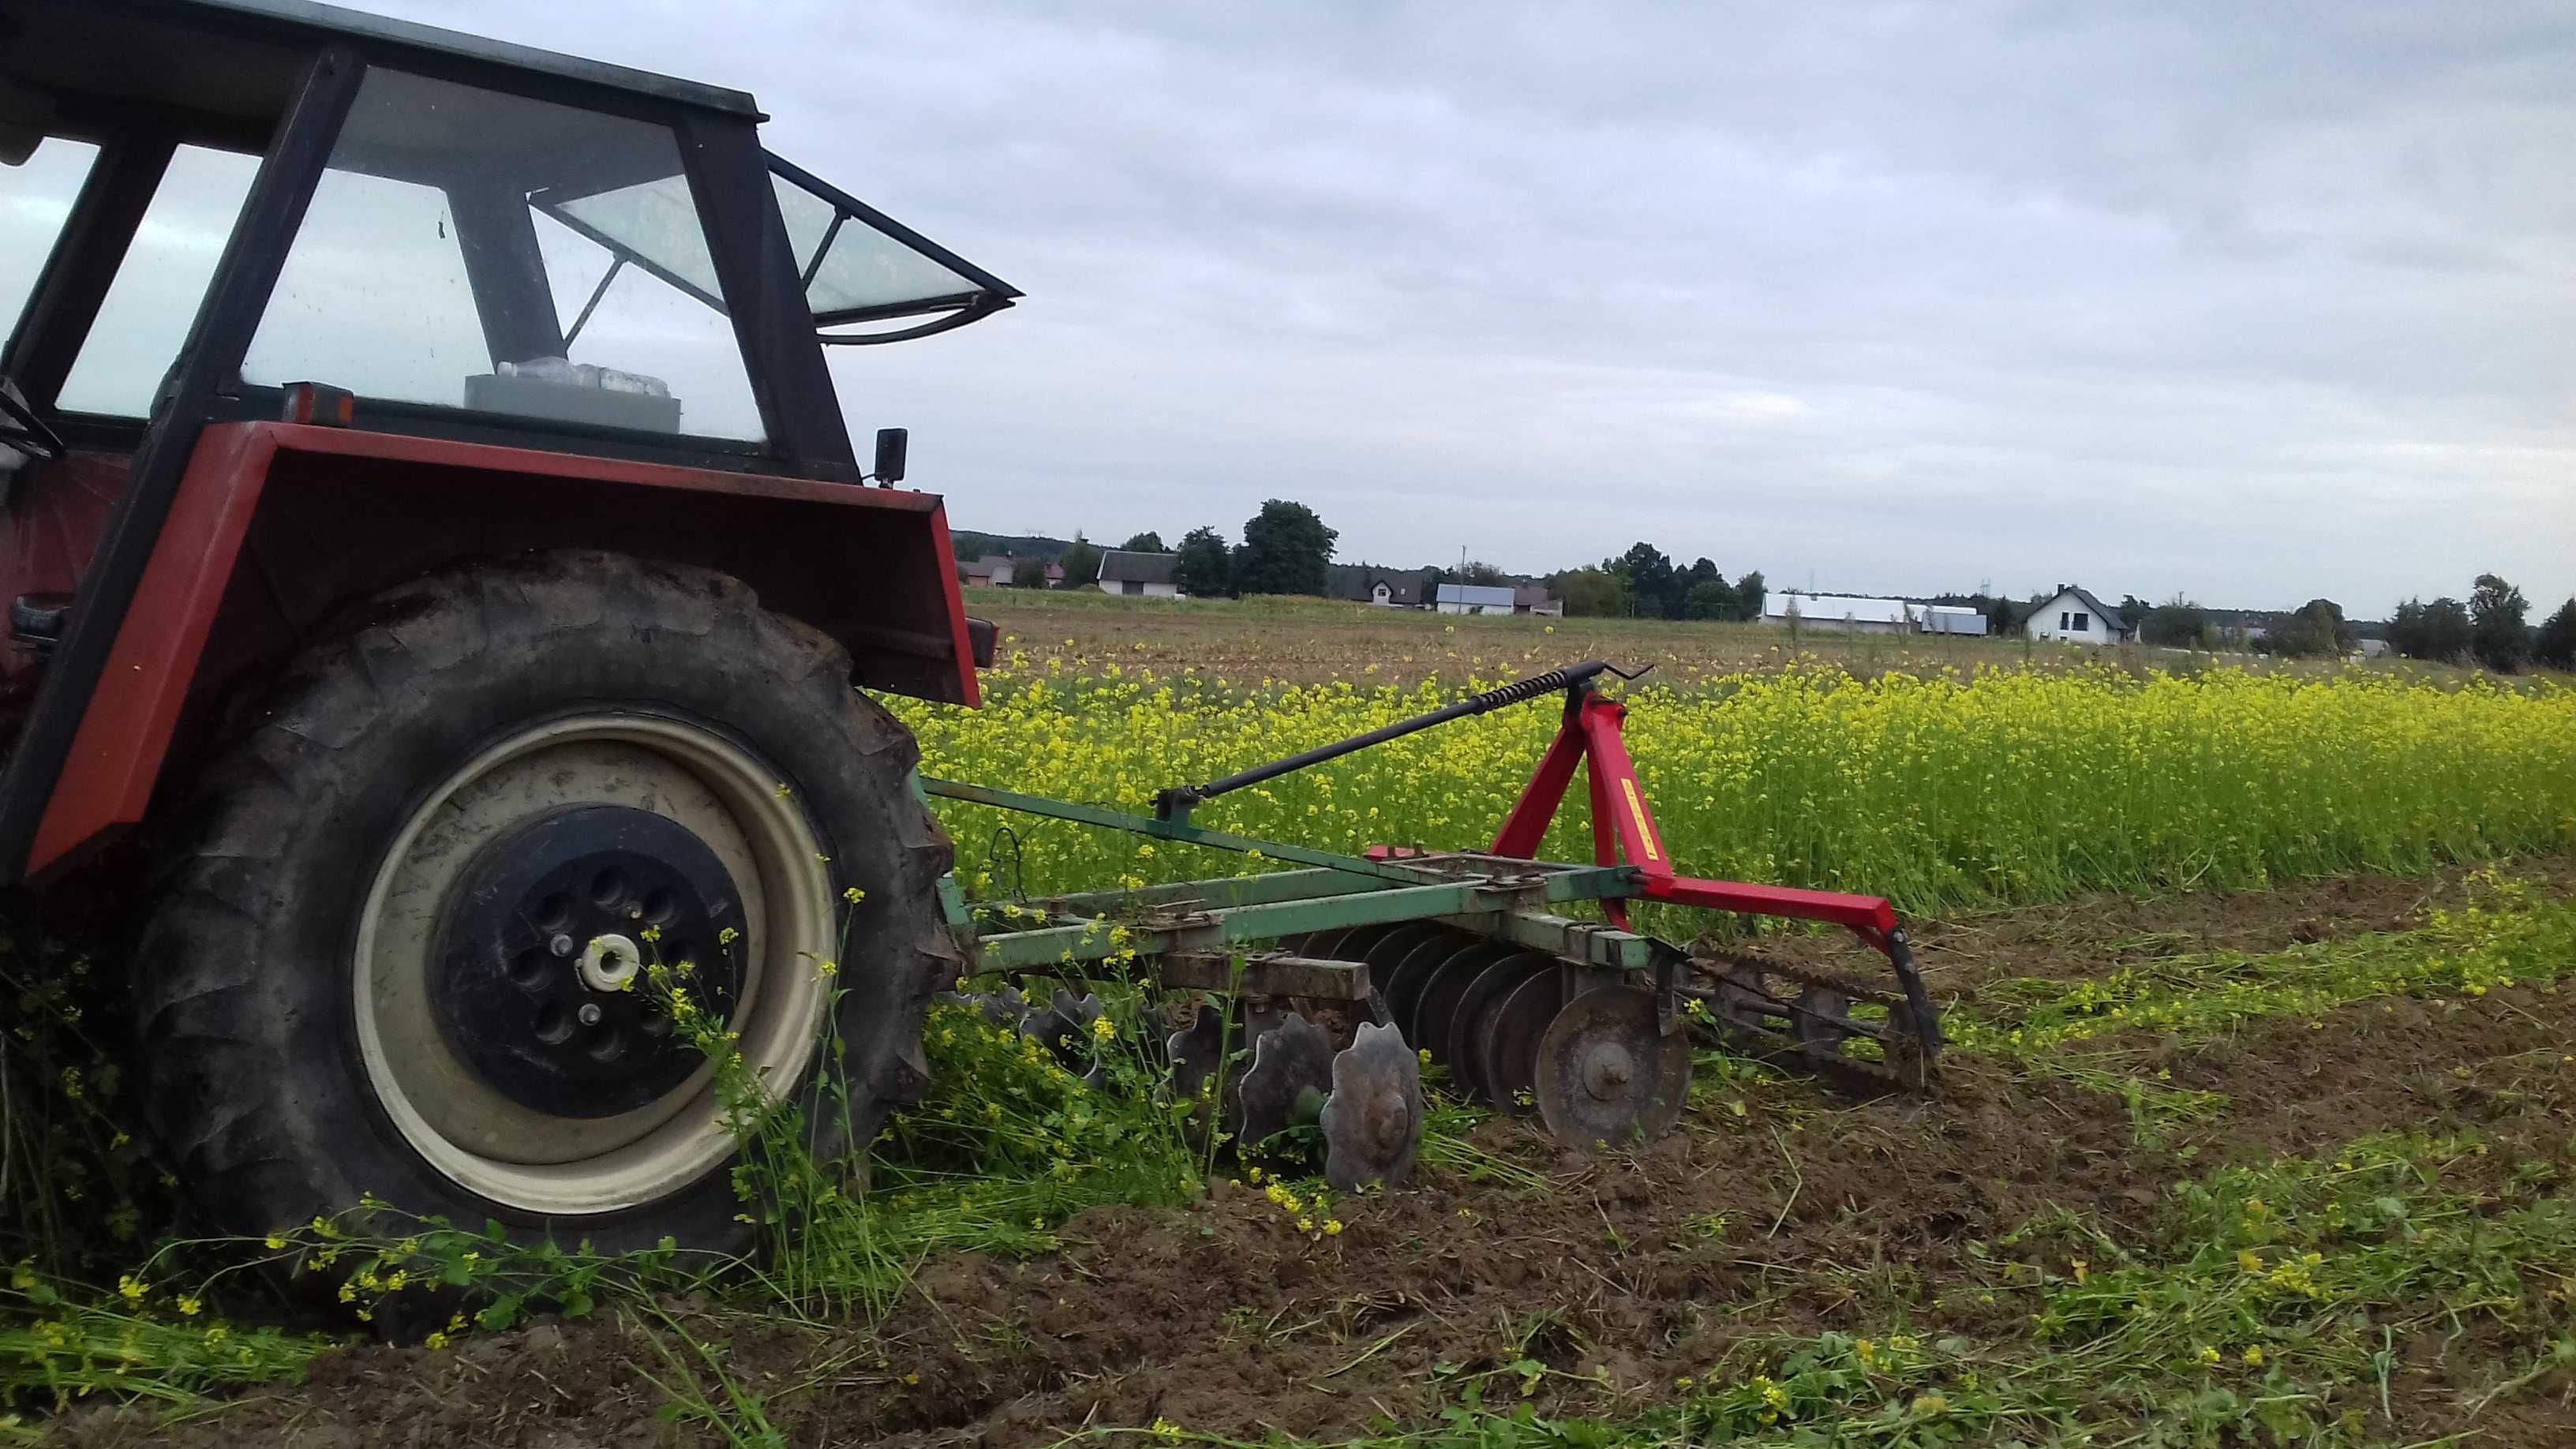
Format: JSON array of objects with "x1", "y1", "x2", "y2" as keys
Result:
[
  {"x1": 1765, "y1": 593, "x2": 1912, "y2": 624},
  {"x1": 1436, "y1": 583, "x2": 1517, "y2": 607}
]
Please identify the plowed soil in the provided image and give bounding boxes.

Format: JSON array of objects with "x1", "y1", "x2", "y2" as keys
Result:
[{"x1": 50, "y1": 859, "x2": 2576, "y2": 1448}]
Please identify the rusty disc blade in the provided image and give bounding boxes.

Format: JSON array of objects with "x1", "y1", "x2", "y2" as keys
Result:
[
  {"x1": 1406, "y1": 939, "x2": 1515, "y2": 1058},
  {"x1": 1533, "y1": 985, "x2": 1691, "y2": 1149},
  {"x1": 1445, "y1": 957, "x2": 1543, "y2": 1103},
  {"x1": 1473, "y1": 968, "x2": 1564, "y2": 1116},
  {"x1": 1237, "y1": 1013, "x2": 1334, "y2": 1149},
  {"x1": 1320, "y1": 1020, "x2": 1425, "y2": 1192}
]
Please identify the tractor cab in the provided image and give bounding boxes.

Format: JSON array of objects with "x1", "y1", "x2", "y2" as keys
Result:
[
  {"x1": 0, "y1": 0, "x2": 1015, "y2": 888},
  {"x1": 1, "y1": 0, "x2": 1015, "y2": 473}
]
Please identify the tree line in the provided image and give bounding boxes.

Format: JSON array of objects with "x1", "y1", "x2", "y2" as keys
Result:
[
  {"x1": 2387, "y1": 575, "x2": 2574, "y2": 673},
  {"x1": 1544, "y1": 544, "x2": 1766, "y2": 620},
  {"x1": 1027, "y1": 501, "x2": 1342, "y2": 600}
]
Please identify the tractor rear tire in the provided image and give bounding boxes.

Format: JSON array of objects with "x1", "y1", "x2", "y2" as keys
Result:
[{"x1": 132, "y1": 550, "x2": 960, "y2": 1256}]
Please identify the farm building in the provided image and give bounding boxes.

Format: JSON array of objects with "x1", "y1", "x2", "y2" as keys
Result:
[
  {"x1": 2024, "y1": 586, "x2": 2133, "y2": 645},
  {"x1": 1760, "y1": 593, "x2": 1912, "y2": 635},
  {"x1": 961, "y1": 554, "x2": 1021, "y2": 588},
  {"x1": 1327, "y1": 564, "x2": 1432, "y2": 608},
  {"x1": 1919, "y1": 605, "x2": 1987, "y2": 635},
  {"x1": 1436, "y1": 583, "x2": 1518, "y2": 616},
  {"x1": 1096, "y1": 550, "x2": 1183, "y2": 598},
  {"x1": 1758, "y1": 593, "x2": 1986, "y2": 635},
  {"x1": 1513, "y1": 585, "x2": 1563, "y2": 617}
]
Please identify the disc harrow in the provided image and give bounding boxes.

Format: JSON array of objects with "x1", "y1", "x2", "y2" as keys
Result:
[{"x1": 927, "y1": 659, "x2": 1946, "y2": 1189}]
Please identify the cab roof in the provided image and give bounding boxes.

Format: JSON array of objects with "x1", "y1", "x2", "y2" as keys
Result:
[{"x1": 4, "y1": 0, "x2": 761, "y2": 140}]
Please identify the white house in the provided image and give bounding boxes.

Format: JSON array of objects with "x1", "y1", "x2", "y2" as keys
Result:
[
  {"x1": 2024, "y1": 586, "x2": 2132, "y2": 645},
  {"x1": 1096, "y1": 549, "x2": 1182, "y2": 599},
  {"x1": 1435, "y1": 583, "x2": 1517, "y2": 616}
]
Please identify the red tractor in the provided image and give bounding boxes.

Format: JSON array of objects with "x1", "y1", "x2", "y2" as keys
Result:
[
  {"x1": 2, "y1": 0, "x2": 1947, "y2": 1260},
  {"x1": 0, "y1": 0, "x2": 1017, "y2": 1257}
]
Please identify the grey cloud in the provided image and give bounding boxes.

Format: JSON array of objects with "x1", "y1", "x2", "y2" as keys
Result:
[{"x1": 365, "y1": 2, "x2": 2575, "y2": 608}]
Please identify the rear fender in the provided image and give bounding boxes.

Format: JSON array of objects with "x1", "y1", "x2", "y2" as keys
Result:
[{"x1": 28, "y1": 421, "x2": 978, "y2": 879}]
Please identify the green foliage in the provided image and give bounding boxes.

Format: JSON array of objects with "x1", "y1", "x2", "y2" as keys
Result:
[
  {"x1": 1546, "y1": 567, "x2": 1626, "y2": 618},
  {"x1": 1061, "y1": 533, "x2": 1103, "y2": 590},
  {"x1": 2140, "y1": 594, "x2": 2207, "y2": 648},
  {"x1": 1682, "y1": 578, "x2": 1741, "y2": 621},
  {"x1": 2472, "y1": 572, "x2": 2531, "y2": 673},
  {"x1": 1175, "y1": 526, "x2": 1233, "y2": 598},
  {"x1": 0, "y1": 942, "x2": 170, "y2": 1282},
  {"x1": 2538, "y1": 597, "x2": 2576, "y2": 672},
  {"x1": 1956, "y1": 867, "x2": 2573, "y2": 1058},
  {"x1": 2262, "y1": 598, "x2": 2349, "y2": 658},
  {"x1": 1734, "y1": 570, "x2": 1766, "y2": 623},
  {"x1": 2388, "y1": 595, "x2": 2473, "y2": 663},
  {"x1": 1235, "y1": 500, "x2": 1339, "y2": 597},
  {"x1": 1120, "y1": 532, "x2": 1167, "y2": 554},
  {"x1": 1619, "y1": 543, "x2": 1677, "y2": 619}
]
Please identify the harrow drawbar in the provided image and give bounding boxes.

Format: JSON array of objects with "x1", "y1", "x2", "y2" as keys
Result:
[{"x1": 927, "y1": 661, "x2": 1943, "y2": 1191}]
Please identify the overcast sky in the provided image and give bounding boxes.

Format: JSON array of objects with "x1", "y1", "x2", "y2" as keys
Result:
[{"x1": 377, "y1": 1, "x2": 2572, "y2": 613}]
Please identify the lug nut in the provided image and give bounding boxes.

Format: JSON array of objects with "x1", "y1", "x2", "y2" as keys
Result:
[
  {"x1": 578, "y1": 1002, "x2": 604, "y2": 1027},
  {"x1": 550, "y1": 934, "x2": 576, "y2": 957}
]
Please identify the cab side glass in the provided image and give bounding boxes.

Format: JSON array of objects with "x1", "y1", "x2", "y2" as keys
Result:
[
  {"x1": 56, "y1": 145, "x2": 258, "y2": 416},
  {"x1": 0, "y1": 138, "x2": 98, "y2": 360}
]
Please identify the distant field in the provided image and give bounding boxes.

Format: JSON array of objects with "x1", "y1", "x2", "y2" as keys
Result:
[{"x1": 960, "y1": 586, "x2": 2486, "y2": 689}]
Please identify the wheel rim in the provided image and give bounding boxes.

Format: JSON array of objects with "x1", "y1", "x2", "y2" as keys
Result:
[{"x1": 354, "y1": 713, "x2": 836, "y2": 1215}]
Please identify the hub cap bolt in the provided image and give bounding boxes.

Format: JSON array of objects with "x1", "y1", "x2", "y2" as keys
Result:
[{"x1": 578, "y1": 1002, "x2": 603, "y2": 1027}]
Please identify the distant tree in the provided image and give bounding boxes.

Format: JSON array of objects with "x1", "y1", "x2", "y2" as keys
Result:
[
  {"x1": 1233, "y1": 500, "x2": 1338, "y2": 597},
  {"x1": 2117, "y1": 593, "x2": 2153, "y2": 632},
  {"x1": 2388, "y1": 597, "x2": 2464, "y2": 663},
  {"x1": 2140, "y1": 594, "x2": 2207, "y2": 648},
  {"x1": 1008, "y1": 557, "x2": 1051, "y2": 590},
  {"x1": 1984, "y1": 597, "x2": 2019, "y2": 636},
  {"x1": 1548, "y1": 566, "x2": 1626, "y2": 618},
  {"x1": 1059, "y1": 533, "x2": 1103, "y2": 590},
  {"x1": 1119, "y1": 531, "x2": 1167, "y2": 553},
  {"x1": 1682, "y1": 557, "x2": 1720, "y2": 595},
  {"x1": 2535, "y1": 598, "x2": 2576, "y2": 672},
  {"x1": 1734, "y1": 570, "x2": 1768, "y2": 623},
  {"x1": 1619, "y1": 543, "x2": 1679, "y2": 620},
  {"x1": 1174, "y1": 526, "x2": 1233, "y2": 598},
  {"x1": 2469, "y1": 573, "x2": 2530, "y2": 672},
  {"x1": 1457, "y1": 560, "x2": 1512, "y2": 586},
  {"x1": 1683, "y1": 577, "x2": 1742, "y2": 620},
  {"x1": 2267, "y1": 598, "x2": 2350, "y2": 658}
]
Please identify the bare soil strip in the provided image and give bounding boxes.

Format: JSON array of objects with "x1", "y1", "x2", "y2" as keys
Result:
[{"x1": 50, "y1": 862, "x2": 2576, "y2": 1448}]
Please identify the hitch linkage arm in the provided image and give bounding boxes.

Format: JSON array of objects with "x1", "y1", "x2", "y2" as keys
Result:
[{"x1": 1151, "y1": 659, "x2": 1647, "y2": 822}]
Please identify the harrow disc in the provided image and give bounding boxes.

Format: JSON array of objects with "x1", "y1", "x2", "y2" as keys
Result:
[
  {"x1": 1380, "y1": 933, "x2": 1465, "y2": 1035},
  {"x1": 1532, "y1": 985, "x2": 1690, "y2": 1149},
  {"x1": 1406, "y1": 939, "x2": 1515, "y2": 1057},
  {"x1": 1473, "y1": 969, "x2": 1563, "y2": 1115},
  {"x1": 1320, "y1": 1021, "x2": 1425, "y2": 1192},
  {"x1": 1236, "y1": 1013, "x2": 1334, "y2": 1148},
  {"x1": 1167, "y1": 1002, "x2": 1228, "y2": 1127},
  {"x1": 1443, "y1": 957, "x2": 1541, "y2": 1103}
]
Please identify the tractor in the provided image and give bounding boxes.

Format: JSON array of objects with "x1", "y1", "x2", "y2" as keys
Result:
[{"x1": 0, "y1": 0, "x2": 1941, "y2": 1260}]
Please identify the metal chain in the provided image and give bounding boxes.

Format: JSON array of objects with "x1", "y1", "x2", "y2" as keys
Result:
[{"x1": 1682, "y1": 946, "x2": 1941, "y2": 1094}]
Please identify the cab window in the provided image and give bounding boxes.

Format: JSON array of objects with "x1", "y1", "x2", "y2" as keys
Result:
[{"x1": 241, "y1": 67, "x2": 764, "y2": 443}]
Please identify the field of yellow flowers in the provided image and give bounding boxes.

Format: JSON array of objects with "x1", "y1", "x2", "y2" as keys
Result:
[
  {"x1": 13, "y1": 650, "x2": 2576, "y2": 1449},
  {"x1": 902, "y1": 661, "x2": 2576, "y2": 915}
]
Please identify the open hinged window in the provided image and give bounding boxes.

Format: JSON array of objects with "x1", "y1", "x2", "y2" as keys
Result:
[{"x1": 766, "y1": 155, "x2": 1020, "y2": 344}]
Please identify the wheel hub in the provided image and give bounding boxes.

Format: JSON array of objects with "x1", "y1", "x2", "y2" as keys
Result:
[{"x1": 429, "y1": 804, "x2": 749, "y2": 1118}]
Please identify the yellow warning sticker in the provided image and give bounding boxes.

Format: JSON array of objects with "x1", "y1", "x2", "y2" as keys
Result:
[{"x1": 1619, "y1": 777, "x2": 1661, "y2": 863}]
